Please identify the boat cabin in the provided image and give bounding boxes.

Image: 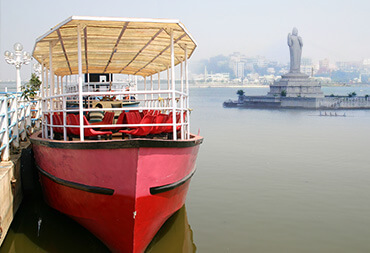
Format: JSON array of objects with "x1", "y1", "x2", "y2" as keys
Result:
[{"x1": 32, "y1": 16, "x2": 197, "y2": 141}]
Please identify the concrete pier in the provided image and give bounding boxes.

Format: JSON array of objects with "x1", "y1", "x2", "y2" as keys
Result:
[
  {"x1": 223, "y1": 95, "x2": 370, "y2": 109},
  {"x1": 0, "y1": 142, "x2": 30, "y2": 246}
]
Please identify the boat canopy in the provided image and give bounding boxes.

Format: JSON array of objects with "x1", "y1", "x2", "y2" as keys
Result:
[{"x1": 32, "y1": 16, "x2": 197, "y2": 77}]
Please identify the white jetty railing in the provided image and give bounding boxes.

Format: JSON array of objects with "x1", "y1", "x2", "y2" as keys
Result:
[{"x1": 0, "y1": 92, "x2": 41, "y2": 161}]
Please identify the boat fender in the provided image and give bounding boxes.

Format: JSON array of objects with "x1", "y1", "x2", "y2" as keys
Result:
[{"x1": 10, "y1": 177, "x2": 17, "y2": 190}]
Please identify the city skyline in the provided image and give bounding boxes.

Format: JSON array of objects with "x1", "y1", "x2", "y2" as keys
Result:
[{"x1": 1, "y1": 0, "x2": 370, "y2": 81}]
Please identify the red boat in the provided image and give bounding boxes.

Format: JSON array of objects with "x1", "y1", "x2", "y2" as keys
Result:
[{"x1": 30, "y1": 16, "x2": 202, "y2": 252}]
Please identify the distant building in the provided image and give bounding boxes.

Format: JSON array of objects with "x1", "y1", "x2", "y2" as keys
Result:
[
  {"x1": 192, "y1": 69, "x2": 230, "y2": 83},
  {"x1": 318, "y1": 58, "x2": 330, "y2": 74},
  {"x1": 301, "y1": 57, "x2": 313, "y2": 66},
  {"x1": 300, "y1": 57, "x2": 315, "y2": 76},
  {"x1": 363, "y1": 59, "x2": 370, "y2": 66},
  {"x1": 230, "y1": 52, "x2": 245, "y2": 78},
  {"x1": 336, "y1": 61, "x2": 361, "y2": 71},
  {"x1": 267, "y1": 68, "x2": 275, "y2": 74},
  {"x1": 209, "y1": 73, "x2": 230, "y2": 82},
  {"x1": 235, "y1": 62, "x2": 245, "y2": 78}
]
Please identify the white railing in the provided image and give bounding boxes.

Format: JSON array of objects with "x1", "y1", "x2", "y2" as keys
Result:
[
  {"x1": 319, "y1": 96, "x2": 370, "y2": 108},
  {"x1": 41, "y1": 86, "x2": 191, "y2": 141},
  {"x1": 0, "y1": 92, "x2": 42, "y2": 161}
]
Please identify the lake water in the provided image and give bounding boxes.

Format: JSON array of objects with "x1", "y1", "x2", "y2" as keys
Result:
[{"x1": 1, "y1": 86, "x2": 370, "y2": 252}]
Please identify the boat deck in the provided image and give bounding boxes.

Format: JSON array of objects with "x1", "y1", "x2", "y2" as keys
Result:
[
  {"x1": 54, "y1": 131, "x2": 181, "y2": 142},
  {"x1": 45, "y1": 108, "x2": 189, "y2": 142}
]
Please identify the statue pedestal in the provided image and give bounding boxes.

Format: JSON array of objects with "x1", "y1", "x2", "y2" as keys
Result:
[{"x1": 267, "y1": 72, "x2": 324, "y2": 98}]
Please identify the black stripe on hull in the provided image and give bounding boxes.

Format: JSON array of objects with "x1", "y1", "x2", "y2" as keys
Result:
[
  {"x1": 37, "y1": 165, "x2": 115, "y2": 195},
  {"x1": 150, "y1": 170, "x2": 196, "y2": 195}
]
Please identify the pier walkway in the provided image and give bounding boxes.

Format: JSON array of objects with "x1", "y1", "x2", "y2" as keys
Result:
[{"x1": 0, "y1": 92, "x2": 41, "y2": 246}]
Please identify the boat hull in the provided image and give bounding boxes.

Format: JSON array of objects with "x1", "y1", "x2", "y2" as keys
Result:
[{"x1": 30, "y1": 132, "x2": 202, "y2": 252}]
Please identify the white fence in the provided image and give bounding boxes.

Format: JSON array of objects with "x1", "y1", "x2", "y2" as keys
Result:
[
  {"x1": 0, "y1": 92, "x2": 41, "y2": 161},
  {"x1": 318, "y1": 96, "x2": 370, "y2": 109}
]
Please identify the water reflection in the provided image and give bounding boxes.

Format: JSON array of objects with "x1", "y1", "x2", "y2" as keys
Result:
[
  {"x1": 0, "y1": 193, "x2": 195, "y2": 253},
  {"x1": 0, "y1": 195, "x2": 109, "y2": 253},
  {"x1": 146, "y1": 206, "x2": 196, "y2": 253}
]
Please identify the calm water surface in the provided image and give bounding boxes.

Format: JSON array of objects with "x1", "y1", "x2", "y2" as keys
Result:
[
  {"x1": 189, "y1": 86, "x2": 370, "y2": 253},
  {"x1": 1, "y1": 86, "x2": 370, "y2": 252}
]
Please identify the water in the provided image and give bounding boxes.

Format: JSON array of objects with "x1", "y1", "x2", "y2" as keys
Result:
[
  {"x1": 0, "y1": 82, "x2": 17, "y2": 92},
  {"x1": 2, "y1": 86, "x2": 370, "y2": 252},
  {"x1": 188, "y1": 86, "x2": 370, "y2": 252}
]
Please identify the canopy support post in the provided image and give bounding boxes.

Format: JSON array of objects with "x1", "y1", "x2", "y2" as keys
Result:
[
  {"x1": 150, "y1": 75, "x2": 153, "y2": 107},
  {"x1": 77, "y1": 25, "x2": 84, "y2": 141},
  {"x1": 45, "y1": 64, "x2": 48, "y2": 101},
  {"x1": 144, "y1": 77, "x2": 147, "y2": 106},
  {"x1": 157, "y1": 72, "x2": 161, "y2": 107},
  {"x1": 41, "y1": 62, "x2": 45, "y2": 138},
  {"x1": 170, "y1": 29, "x2": 177, "y2": 140},
  {"x1": 180, "y1": 60, "x2": 184, "y2": 140},
  {"x1": 49, "y1": 42, "x2": 54, "y2": 98},
  {"x1": 185, "y1": 45, "x2": 190, "y2": 139}
]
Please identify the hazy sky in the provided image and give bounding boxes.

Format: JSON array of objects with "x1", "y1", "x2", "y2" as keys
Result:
[{"x1": 1, "y1": 0, "x2": 370, "y2": 80}]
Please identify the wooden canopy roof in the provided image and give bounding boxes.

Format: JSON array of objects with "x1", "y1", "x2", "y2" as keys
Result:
[{"x1": 32, "y1": 16, "x2": 197, "y2": 77}]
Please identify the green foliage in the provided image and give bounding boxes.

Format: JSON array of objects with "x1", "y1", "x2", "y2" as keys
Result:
[
  {"x1": 348, "y1": 92, "x2": 357, "y2": 97},
  {"x1": 280, "y1": 90, "x2": 287, "y2": 97},
  {"x1": 236, "y1": 90, "x2": 245, "y2": 96},
  {"x1": 365, "y1": 94, "x2": 369, "y2": 99},
  {"x1": 330, "y1": 94, "x2": 335, "y2": 97},
  {"x1": 22, "y1": 73, "x2": 41, "y2": 100}
]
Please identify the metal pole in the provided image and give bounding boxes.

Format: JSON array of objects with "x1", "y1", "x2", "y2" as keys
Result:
[
  {"x1": 60, "y1": 76, "x2": 63, "y2": 94},
  {"x1": 63, "y1": 96, "x2": 67, "y2": 141},
  {"x1": 77, "y1": 25, "x2": 84, "y2": 141},
  {"x1": 50, "y1": 42, "x2": 55, "y2": 97},
  {"x1": 56, "y1": 76, "x2": 60, "y2": 109},
  {"x1": 50, "y1": 42, "x2": 56, "y2": 114},
  {"x1": 41, "y1": 63, "x2": 44, "y2": 98},
  {"x1": 16, "y1": 66, "x2": 21, "y2": 93},
  {"x1": 167, "y1": 66, "x2": 170, "y2": 90},
  {"x1": 180, "y1": 60, "x2": 184, "y2": 140},
  {"x1": 134, "y1": 76, "x2": 138, "y2": 102},
  {"x1": 167, "y1": 66, "x2": 170, "y2": 108},
  {"x1": 48, "y1": 43, "x2": 54, "y2": 139},
  {"x1": 185, "y1": 45, "x2": 190, "y2": 139},
  {"x1": 150, "y1": 75, "x2": 153, "y2": 107},
  {"x1": 144, "y1": 77, "x2": 147, "y2": 106},
  {"x1": 158, "y1": 72, "x2": 161, "y2": 107},
  {"x1": 45, "y1": 66, "x2": 49, "y2": 99},
  {"x1": 41, "y1": 63, "x2": 45, "y2": 138},
  {"x1": 170, "y1": 29, "x2": 177, "y2": 140}
]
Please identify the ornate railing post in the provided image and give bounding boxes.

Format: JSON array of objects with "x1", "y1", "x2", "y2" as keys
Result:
[{"x1": 0, "y1": 97, "x2": 10, "y2": 161}]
